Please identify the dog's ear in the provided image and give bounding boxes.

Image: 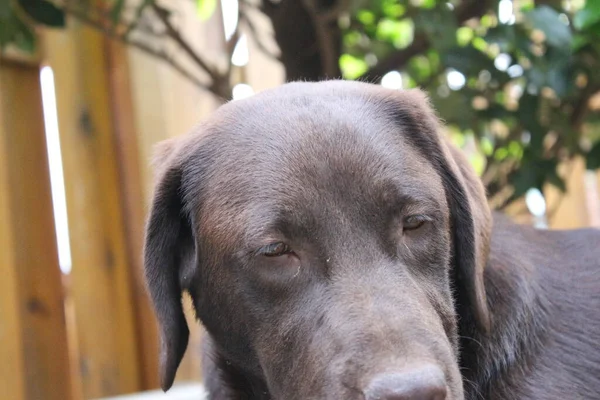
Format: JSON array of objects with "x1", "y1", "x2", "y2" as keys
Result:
[
  {"x1": 441, "y1": 140, "x2": 492, "y2": 334},
  {"x1": 378, "y1": 88, "x2": 492, "y2": 333},
  {"x1": 144, "y1": 138, "x2": 195, "y2": 391}
]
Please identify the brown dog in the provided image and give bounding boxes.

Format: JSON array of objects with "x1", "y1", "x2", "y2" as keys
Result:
[{"x1": 143, "y1": 81, "x2": 600, "y2": 399}]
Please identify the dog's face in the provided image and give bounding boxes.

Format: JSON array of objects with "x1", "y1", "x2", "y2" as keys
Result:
[{"x1": 144, "y1": 81, "x2": 492, "y2": 399}]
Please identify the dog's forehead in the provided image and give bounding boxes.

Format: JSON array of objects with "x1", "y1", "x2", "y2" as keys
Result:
[{"x1": 188, "y1": 82, "x2": 446, "y2": 240}]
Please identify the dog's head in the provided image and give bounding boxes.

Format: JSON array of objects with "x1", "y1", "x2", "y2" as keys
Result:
[{"x1": 143, "y1": 81, "x2": 492, "y2": 399}]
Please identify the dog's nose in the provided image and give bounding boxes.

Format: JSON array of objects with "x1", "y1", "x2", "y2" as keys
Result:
[{"x1": 363, "y1": 365, "x2": 447, "y2": 400}]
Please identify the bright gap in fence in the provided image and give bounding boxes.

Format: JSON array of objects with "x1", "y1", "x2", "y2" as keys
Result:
[{"x1": 40, "y1": 65, "x2": 72, "y2": 275}]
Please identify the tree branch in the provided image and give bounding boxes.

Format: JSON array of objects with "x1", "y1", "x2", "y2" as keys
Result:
[
  {"x1": 358, "y1": 34, "x2": 430, "y2": 82},
  {"x1": 302, "y1": 0, "x2": 346, "y2": 77},
  {"x1": 570, "y1": 82, "x2": 599, "y2": 132},
  {"x1": 59, "y1": 3, "x2": 222, "y2": 99},
  {"x1": 262, "y1": 0, "x2": 329, "y2": 81},
  {"x1": 150, "y1": 2, "x2": 219, "y2": 81},
  {"x1": 238, "y1": 11, "x2": 281, "y2": 61}
]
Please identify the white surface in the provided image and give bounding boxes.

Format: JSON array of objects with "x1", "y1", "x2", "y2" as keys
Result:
[{"x1": 96, "y1": 383, "x2": 206, "y2": 400}]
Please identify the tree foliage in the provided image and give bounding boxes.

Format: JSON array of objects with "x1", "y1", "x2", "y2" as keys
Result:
[{"x1": 2, "y1": 0, "x2": 600, "y2": 209}]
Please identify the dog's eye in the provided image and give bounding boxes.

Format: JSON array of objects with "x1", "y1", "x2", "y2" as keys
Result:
[
  {"x1": 403, "y1": 215, "x2": 429, "y2": 231},
  {"x1": 258, "y1": 242, "x2": 291, "y2": 257}
]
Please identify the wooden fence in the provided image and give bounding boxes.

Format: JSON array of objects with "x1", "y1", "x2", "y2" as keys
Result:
[{"x1": 0, "y1": 7, "x2": 598, "y2": 400}]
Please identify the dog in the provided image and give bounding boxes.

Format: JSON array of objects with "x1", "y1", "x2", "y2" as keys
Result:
[{"x1": 143, "y1": 80, "x2": 600, "y2": 399}]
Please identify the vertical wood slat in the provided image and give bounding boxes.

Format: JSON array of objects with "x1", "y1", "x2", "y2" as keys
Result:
[
  {"x1": 125, "y1": 1, "x2": 238, "y2": 382},
  {"x1": 106, "y1": 39, "x2": 161, "y2": 390},
  {"x1": 0, "y1": 62, "x2": 27, "y2": 400},
  {"x1": 546, "y1": 158, "x2": 590, "y2": 229},
  {"x1": 127, "y1": 47, "x2": 206, "y2": 384},
  {"x1": 43, "y1": 21, "x2": 142, "y2": 398},
  {"x1": 0, "y1": 61, "x2": 73, "y2": 400}
]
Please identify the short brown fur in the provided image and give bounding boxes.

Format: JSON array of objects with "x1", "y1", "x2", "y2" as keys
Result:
[{"x1": 143, "y1": 81, "x2": 600, "y2": 399}]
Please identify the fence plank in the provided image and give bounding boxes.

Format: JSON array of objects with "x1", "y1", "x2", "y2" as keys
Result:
[
  {"x1": 125, "y1": 3, "x2": 219, "y2": 381},
  {"x1": 546, "y1": 158, "x2": 590, "y2": 229},
  {"x1": 43, "y1": 22, "x2": 142, "y2": 398},
  {"x1": 106, "y1": 40, "x2": 161, "y2": 390},
  {"x1": 0, "y1": 64, "x2": 27, "y2": 400},
  {"x1": 0, "y1": 62, "x2": 73, "y2": 400},
  {"x1": 127, "y1": 46, "x2": 205, "y2": 384}
]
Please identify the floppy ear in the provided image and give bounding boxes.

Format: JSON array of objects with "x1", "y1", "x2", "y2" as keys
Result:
[
  {"x1": 441, "y1": 141, "x2": 492, "y2": 334},
  {"x1": 380, "y1": 88, "x2": 492, "y2": 333},
  {"x1": 144, "y1": 139, "x2": 196, "y2": 391}
]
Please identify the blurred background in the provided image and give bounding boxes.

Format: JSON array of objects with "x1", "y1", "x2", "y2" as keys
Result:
[{"x1": 0, "y1": 0, "x2": 599, "y2": 399}]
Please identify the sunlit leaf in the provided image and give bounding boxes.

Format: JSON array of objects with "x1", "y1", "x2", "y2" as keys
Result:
[
  {"x1": 340, "y1": 54, "x2": 368, "y2": 79},
  {"x1": 376, "y1": 19, "x2": 413, "y2": 49},
  {"x1": 343, "y1": 31, "x2": 363, "y2": 48},
  {"x1": 519, "y1": 0, "x2": 535, "y2": 12},
  {"x1": 481, "y1": 136, "x2": 494, "y2": 156},
  {"x1": 408, "y1": 55, "x2": 432, "y2": 81},
  {"x1": 196, "y1": 0, "x2": 217, "y2": 21},
  {"x1": 471, "y1": 154, "x2": 487, "y2": 176},
  {"x1": 472, "y1": 37, "x2": 488, "y2": 52},
  {"x1": 382, "y1": 2, "x2": 405, "y2": 18},
  {"x1": 357, "y1": 10, "x2": 376, "y2": 26},
  {"x1": 456, "y1": 27, "x2": 474, "y2": 47},
  {"x1": 420, "y1": 0, "x2": 436, "y2": 10}
]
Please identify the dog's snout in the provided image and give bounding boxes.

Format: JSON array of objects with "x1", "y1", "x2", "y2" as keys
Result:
[{"x1": 363, "y1": 365, "x2": 447, "y2": 400}]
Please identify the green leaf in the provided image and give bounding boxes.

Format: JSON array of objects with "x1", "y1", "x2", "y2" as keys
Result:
[
  {"x1": 480, "y1": 136, "x2": 494, "y2": 156},
  {"x1": 381, "y1": 2, "x2": 405, "y2": 18},
  {"x1": 510, "y1": 158, "x2": 558, "y2": 197},
  {"x1": 573, "y1": 2, "x2": 600, "y2": 31},
  {"x1": 18, "y1": 0, "x2": 65, "y2": 27},
  {"x1": 519, "y1": 0, "x2": 535, "y2": 12},
  {"x1": 0, "y1": 1, "x2": 10, "y2": 18},
  {"x1": 0, "y1": 5, "x2": 36, "y2": 53},
  {"x1": 525, "y1": 5, "x2": 572, "y2": 48},
  {"x1": 518, "y1": 94, "x2": 543, "y2": 140},
  {"x1": 357, "y1": 10, "x2": 376, "y2": 26},
  {"x1": 110, "y1": 0, "x2": 126, "y2": 26},
  {"x1": 456, "y1": 27, "x2": 474, "y2": 47},
  {"x1": 572, "y1": 33, "x2": 589, "y2": 51},
  {"x1": 420, "y1": 0, "x2": 436, "y2": 9},
  {"x1": 415, "y1": 8, "x2": 457, "y2": 51},
  {"x1": 485, "y1": 25, "x2": 516, "y2": 52},
  {"x1": 343, "y1": 31, "x2": 363, "y2": 48},
  {"x1": 196, "y1": 0, "x2": 216, "y2": 21},
  {"x1": 408, "y1": 55, "x2": 432, "y2": 81},
  {"x1": 340, "y1": 53, "x2": 368, "y2": 79},
  {"x1": 587, "y1": 142, "x2": 600, "y2": 170},
  {"x1": 376, "y1": 18, "x2": 413, "y2": 49},
  {"x1": 470, "y1": 152, "x2": 487, "y2": 176},
  {"x1": 441, "y1": 46, "x2": 494, "y2": 77},
  {"x1": 13, "y1": 19, "x2": 35, "y2": 52}
]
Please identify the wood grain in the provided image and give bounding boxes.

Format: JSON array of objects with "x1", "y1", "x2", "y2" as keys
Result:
[
  {"x1": 0, "y1": 62, "x2": 73, "y2": 400},
  {"x1": 43, "y1": 22, "x2": 142, "y2": 398}
]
